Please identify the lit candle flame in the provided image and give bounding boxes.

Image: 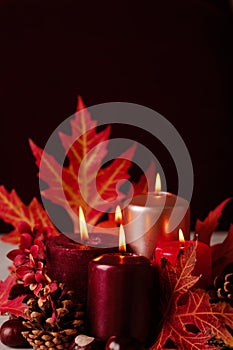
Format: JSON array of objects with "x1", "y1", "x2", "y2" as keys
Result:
[
  {"x1": 79, "y1": 206, "x2": 89, "y2": 242},
  {"x1": 119, "y1": 224, "x2": 126, "y2": 253},
  {"x1": 155, "y1": 173, "x2": 161, "y2": 193},
  {"x1": 115, "y1": 205, "x2": 122, "y2": 225},
  {"x1": 179, "y1": 229, "x2": 185, "y2": 243}
]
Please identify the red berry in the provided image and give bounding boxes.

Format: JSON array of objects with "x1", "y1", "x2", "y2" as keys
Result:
[
  {"x1": 105, "y1": 336, "x2": 145, "y2": 350},
  {"x1": 0, "y1": 319, "x2": 30, "y2": 348}
]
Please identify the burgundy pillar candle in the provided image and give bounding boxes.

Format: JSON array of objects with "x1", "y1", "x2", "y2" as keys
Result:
[
  {"x1": 87, "y1": 253, "x2": 161, "y2": 345},
  {"x1": 46, "y1": 232, "x2": 118, "y2": 304}
]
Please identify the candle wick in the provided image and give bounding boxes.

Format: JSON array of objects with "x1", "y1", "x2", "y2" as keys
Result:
[
  {"x1": 177, "y1": 246, "x2": 184, "y2": 259},
  {"x1": 194, "y1": 232, "x2": 199, "y2": 241}
]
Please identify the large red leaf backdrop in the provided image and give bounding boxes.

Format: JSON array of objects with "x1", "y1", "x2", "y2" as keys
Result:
[{"x1": 0, "y1": 0, "x2": 232, "y2": 232}]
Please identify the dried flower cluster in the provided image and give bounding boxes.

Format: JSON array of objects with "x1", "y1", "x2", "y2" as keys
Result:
[{"x1": 7, "y1": 221, "x2": 58, "y2": 301}]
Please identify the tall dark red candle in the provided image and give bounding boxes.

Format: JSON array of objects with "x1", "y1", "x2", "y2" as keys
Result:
[
  {"x1": 87, "y1": 253, "x2": 161, "y2": 345},
  {"x1": 46, "y1": 233, "x2": 118, "y2": 304}
]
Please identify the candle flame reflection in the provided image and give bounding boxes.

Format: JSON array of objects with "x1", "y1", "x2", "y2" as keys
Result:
[
  {"x1": 119, "y1": 224, "x2": 126, "y2": 253},
  {"x1": 79, "y1": 206, "x2": 89, "y2": 242},
  {"x1": 155, "y1": 173, "x2": 161, "y2": 193},
  {"x1": 115, "y1": 205, "x2": 122, "y2": 225},
  {"x1": 179, "y1": 229, "x2": 185, "y2": 243}
]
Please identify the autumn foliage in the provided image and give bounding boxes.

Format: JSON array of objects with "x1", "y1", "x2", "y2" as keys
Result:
[
  {"x1": 150, "y1": 244, "x2": 233, "y2": 349},
  {"x1": 0, "y1": 97, "x2": 153, "y2": 242},
  {"x1": 0, "y1": 97, "x2": 233, "y2": 349},
  {"x1": 0, "y1": 274, "x2": 28, "y2": 318}
]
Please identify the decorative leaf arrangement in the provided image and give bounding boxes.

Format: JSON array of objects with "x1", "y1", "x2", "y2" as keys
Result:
[
  {"x1": 151, "y1": 243, "x2": 233, "y2": 349},
  {"x1": 149, "y1": 199, "x2": 233, "y2": 349},
  {"x1": 1, "y1": 209, "x2": 233, "y2": 350},
  {"x1": 0, "y1": 97, "x2": 153, "y2": 243},
  {"x1": 0, "y1": 187, "x2": 59, "y2": 244},
  {"x1": 0, "y1": 97, "x2": 233, "y2": 349}
]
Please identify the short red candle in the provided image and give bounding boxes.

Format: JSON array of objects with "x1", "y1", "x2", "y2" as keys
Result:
[
  {"x1": 46, "y1": 233, "x2": 118, "y2": 304},
  {"x1": 155, "y1": 240, "x2": 212, "y2": 289},
  {"x1": 87, "y1": 253, "x2": 161, "y2": 345}
]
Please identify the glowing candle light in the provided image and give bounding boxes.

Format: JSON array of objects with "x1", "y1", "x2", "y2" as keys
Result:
[
  {"x1": 123, "y1": 173, "x2": 190, "y2": 259},
  {"x1": 46, "y1": 207, "x2": 118, "y2": 304},
  {"x1": 115, "y1": 205, "x2": 123, "y2": 227},
  {"x1": 155, "y1": 229, "x2": 212, "y2": 289}
]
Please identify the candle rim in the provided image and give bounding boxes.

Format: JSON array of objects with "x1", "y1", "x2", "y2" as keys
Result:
[
  {"x1": 47, "y1": 233, "x2": 119, "y2": 250},
  {"x1": 156, "y1": 239, "x2": 209, "y2": 247},
  {"x1": 92, "y1": 252, "x2": 151, "y2": 266},
  {"x1": 128, "y1": 192, "x2": 189, "y2": 208}
]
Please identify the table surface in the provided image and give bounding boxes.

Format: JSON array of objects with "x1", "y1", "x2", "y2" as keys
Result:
[{"x1": 0, "y1": 232, "x2": 228, "y2": 349}]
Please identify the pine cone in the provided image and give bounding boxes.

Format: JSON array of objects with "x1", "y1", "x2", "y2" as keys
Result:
[
  {"x1": 22, "y1": 283, "x2": 85, "y2": 349},
  {"x1": 212, "y1": 263, "x2": 233, "y2": 307},
  {"x1": 22, "y1": 329, "x2": 77, "y2": 350},
  {"x1": 207, "y1": 337, "x2": 227, "y2": 348}
]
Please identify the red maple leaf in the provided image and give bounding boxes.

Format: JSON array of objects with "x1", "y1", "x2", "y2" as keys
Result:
[
  {"x1": 159, "y1": 243, "x2": 200, "y2": 305},
  {"x1": 211, "y1": 301, "x2": 233, "y2": 347},
  {"x1": 212, "y1": 224, "x2": 233, "y2": 278},
  {"x1": 150, "y1": 244, "x2": 233, "y2": 349},
  {"x1": 0, "y1": 187, "x2": 59, "y2": 244},
  {"x1": 195, "y1": 198, "x2": 231, "y2": 245},
  {"x1": 30, "y1": 96, "x2": 150, "y2": 230},
  {"x1": 152, "y1": 290, "x2": 233, "y2": 350},
  {"x1": 95, "y1": 161, "x2": 156, "y2": 228},
  {"x1": 0, "y1": 274, "x2": 28, "y2": 318},
  {"x1": 152, "y1": 292, "x2": 216, "y2": 349}
]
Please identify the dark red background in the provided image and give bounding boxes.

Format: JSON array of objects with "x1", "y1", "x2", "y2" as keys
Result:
[{"x1": 0, "y1": 0, "x2": 232, "y2": 231}]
